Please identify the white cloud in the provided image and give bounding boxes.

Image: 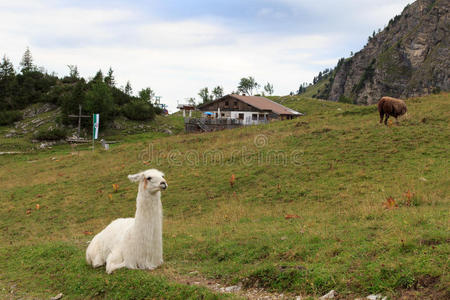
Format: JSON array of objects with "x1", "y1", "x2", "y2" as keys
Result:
[{"x1": 0, "y1": 0, "x2": 413, "y2": 111}]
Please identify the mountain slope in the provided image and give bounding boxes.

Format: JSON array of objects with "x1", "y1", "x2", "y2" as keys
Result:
[
  {"x1": 328, "y1": 0, "x2": 449, "y2": 104},
  {"x1": 1, "y1": 93, "x2": 449, "y2": 299}
]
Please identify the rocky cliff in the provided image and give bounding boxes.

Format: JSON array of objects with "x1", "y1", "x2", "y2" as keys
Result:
[{"x1": 328, "y1": 0, "x2": 449, "y2": 104}]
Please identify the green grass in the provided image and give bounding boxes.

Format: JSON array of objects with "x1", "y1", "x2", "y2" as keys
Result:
[
  {"x1": 0, "y1": 243, "x2": 224, "y2": 299},
  {"x1": 301, "y1": 79, "x2": 328, "y2": 98},
  {"x1": 0, "y1": 93, "x2": 449, "y2": 299}
]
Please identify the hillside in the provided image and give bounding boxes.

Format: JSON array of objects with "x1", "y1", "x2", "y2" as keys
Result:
[
  {"x1": 319, "y1": 0, "x2": 449, "y2": 104},
  {"x1": 0, "y1": 93, "x2": 449, "y2": 299},
  {"x1": 0, "y1": 51, "x2": 167, "y2": 142}
]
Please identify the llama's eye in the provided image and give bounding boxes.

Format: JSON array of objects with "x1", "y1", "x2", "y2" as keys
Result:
[{"x1": 147, "y1": 177, "x2": 152, "y2": 181}]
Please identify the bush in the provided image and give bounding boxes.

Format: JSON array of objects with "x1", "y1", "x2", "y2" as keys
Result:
[
  {"x1": 338, "y1": 95, "x2": 353, "y2": 104},
  {"x1": 34, "y1": 128, "x2": 67, "y2": 141},
  {"x1": 432, "y1": 86, "x2": 441, "y2": 94},
  {"x1": 123, "y1": 101, "x2": 155, "y2": 121},
  {"x1": 154, "y1": 106, "x2": 164, "y2": 115},
  {"x1": 0, "y1": 110, "x2": 23, "y2": 125}
]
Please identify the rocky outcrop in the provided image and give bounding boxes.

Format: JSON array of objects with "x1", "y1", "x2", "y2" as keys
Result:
[{"x1": 328, "y1": 0, "x2": 449, "y2": 104}]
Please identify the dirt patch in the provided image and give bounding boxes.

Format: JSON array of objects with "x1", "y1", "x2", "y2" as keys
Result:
[
  {"x1": 154, "y1": 267, "x2": 302, "y2": 299},
  {"x1": 398, "y1": 275, "x2": 447, "y2": 300}
]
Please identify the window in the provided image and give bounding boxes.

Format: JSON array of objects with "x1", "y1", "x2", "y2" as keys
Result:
[
  {"x1": 234, "y1": 101, "x2": 238, "y2": 108},
  {"x1": 224, "y1": 101, "x2": 229, "y2": 107},
  {"x1": 252, "y1": 114, "x2": 258, "y2": 120},
  {"x1": 259, "y1": 114, "x2": 265, "y2": 120},
  {"x1": 238, "y1": 113, "x2": 244, "y2": 120}
]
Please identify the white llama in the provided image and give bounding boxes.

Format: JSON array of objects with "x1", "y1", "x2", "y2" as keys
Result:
[{"x1": 86, "y1": 169, "x2": 167, "y2": 274}]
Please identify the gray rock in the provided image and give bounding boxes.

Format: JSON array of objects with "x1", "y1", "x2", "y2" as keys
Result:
[
  {"x1": 50, "y1": 292, "x2": 63, "y2": 300},
  {"x1": 162, "y1": 128, "x2": 173, "y2": 135},
  {"x1": 35, "y1": 121, "x2": 45, "y2": 127},
  {"x1": 319, "y1": 290, "x2": 336, "y2": 299},
  {"x1": 366, "y1": 295, "x2": 386, "y2": 300},
  {"x1": 23, "y1": 103, "x2": 57, "y2": 118},
  {"x1": 220, "y1": 285, "x2": 241, "y2": 293}
]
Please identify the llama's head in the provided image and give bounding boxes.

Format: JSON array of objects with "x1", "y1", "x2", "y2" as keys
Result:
[{"x1": 128, "y1": 169, "x2": 167, "y2": 193}]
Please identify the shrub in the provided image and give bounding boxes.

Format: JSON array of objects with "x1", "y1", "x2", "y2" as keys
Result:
[
  {"x1": 154, "y1": 106, "x2": 164, "y2": 115},
  {"x1": 123, "y1": 101, "x2": 155, "y2": 121},
  {"x1": 432, "y1": 86, "x2": 441, "y2": 94},
  {"x1": 338, "y1": 95, "x2": 353, "y2": 104},
  {"x1": 34, "y1": 128, "x2": 67, "y2": 141},
  {"x1": 0, "y1": 110, "x2": 23, "y2": 125}
]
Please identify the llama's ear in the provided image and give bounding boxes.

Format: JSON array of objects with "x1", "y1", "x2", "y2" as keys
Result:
[{"x1": 128, "y1": 172, "x2": 144, "y2": 182}]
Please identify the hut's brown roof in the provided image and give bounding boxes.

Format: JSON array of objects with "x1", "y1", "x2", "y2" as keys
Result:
[
  {"x1": 198, "y1": 94, "x2": 303, "y2": 116},
  {"x1": 230, "y1": 94, "x2": 302, "y2": 115}
]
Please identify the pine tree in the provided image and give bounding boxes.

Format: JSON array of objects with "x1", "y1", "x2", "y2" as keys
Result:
[
  {"x1": 0, "y1": 56, "x2": 17, "y2": 110},
  {"x1": 20, "y1": 47, "x2": 35, "y2": 73},
  {"x1": 0, "y1": 56, "x2": 15, "y2": 78},
  {"x1": 92, "y1": 70, "x2": 103, "y2": 82},
  {"x1": 104, "y1": 67, "x2": 115, "y2": 87},
  {"x1": 124, "y1": 81, "x2": 132, "y2": 95}
]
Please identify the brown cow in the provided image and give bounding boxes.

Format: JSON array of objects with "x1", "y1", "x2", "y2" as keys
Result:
[{"x1": 378, "y1": 96, "x2": 407, "y2": 125}]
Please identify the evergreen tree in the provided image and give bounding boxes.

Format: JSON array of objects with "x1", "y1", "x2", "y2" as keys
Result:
[
  {"x1": 124, "y1": 81, "x2": 132, "y2": 95},
  {"x1": 0, "y1": 56, "x2": 15, "y2": 78},
  {"x1": 104, "y1": 67, "x2": 115, "y2": 87},
  {"x1": 92, "y1": 70, "x2": 103, "y2": 82},
  {"x1": 0, "y1": 56, "x2": 17, "y2": 110},
  {"x1": 20, "y1": 47, "x2": 35, "y2": 73}
]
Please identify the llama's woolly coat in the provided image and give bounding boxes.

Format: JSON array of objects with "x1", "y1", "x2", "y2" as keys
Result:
[
  {"x1": 378, "y1": 96, "x2": 407, "y2": 125},
  {"x1": 86, "y1": 169, "x2": 166, "y2": 273}
]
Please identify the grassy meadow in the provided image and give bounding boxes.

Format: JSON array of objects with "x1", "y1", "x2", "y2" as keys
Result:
[{"x1": 0, "y1": 93, "x2": 449, "y2": 299}]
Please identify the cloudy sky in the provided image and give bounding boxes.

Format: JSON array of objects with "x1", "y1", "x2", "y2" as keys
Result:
[{"x1": 0, "y1": 0, "x2": 412, "y2": 111}]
